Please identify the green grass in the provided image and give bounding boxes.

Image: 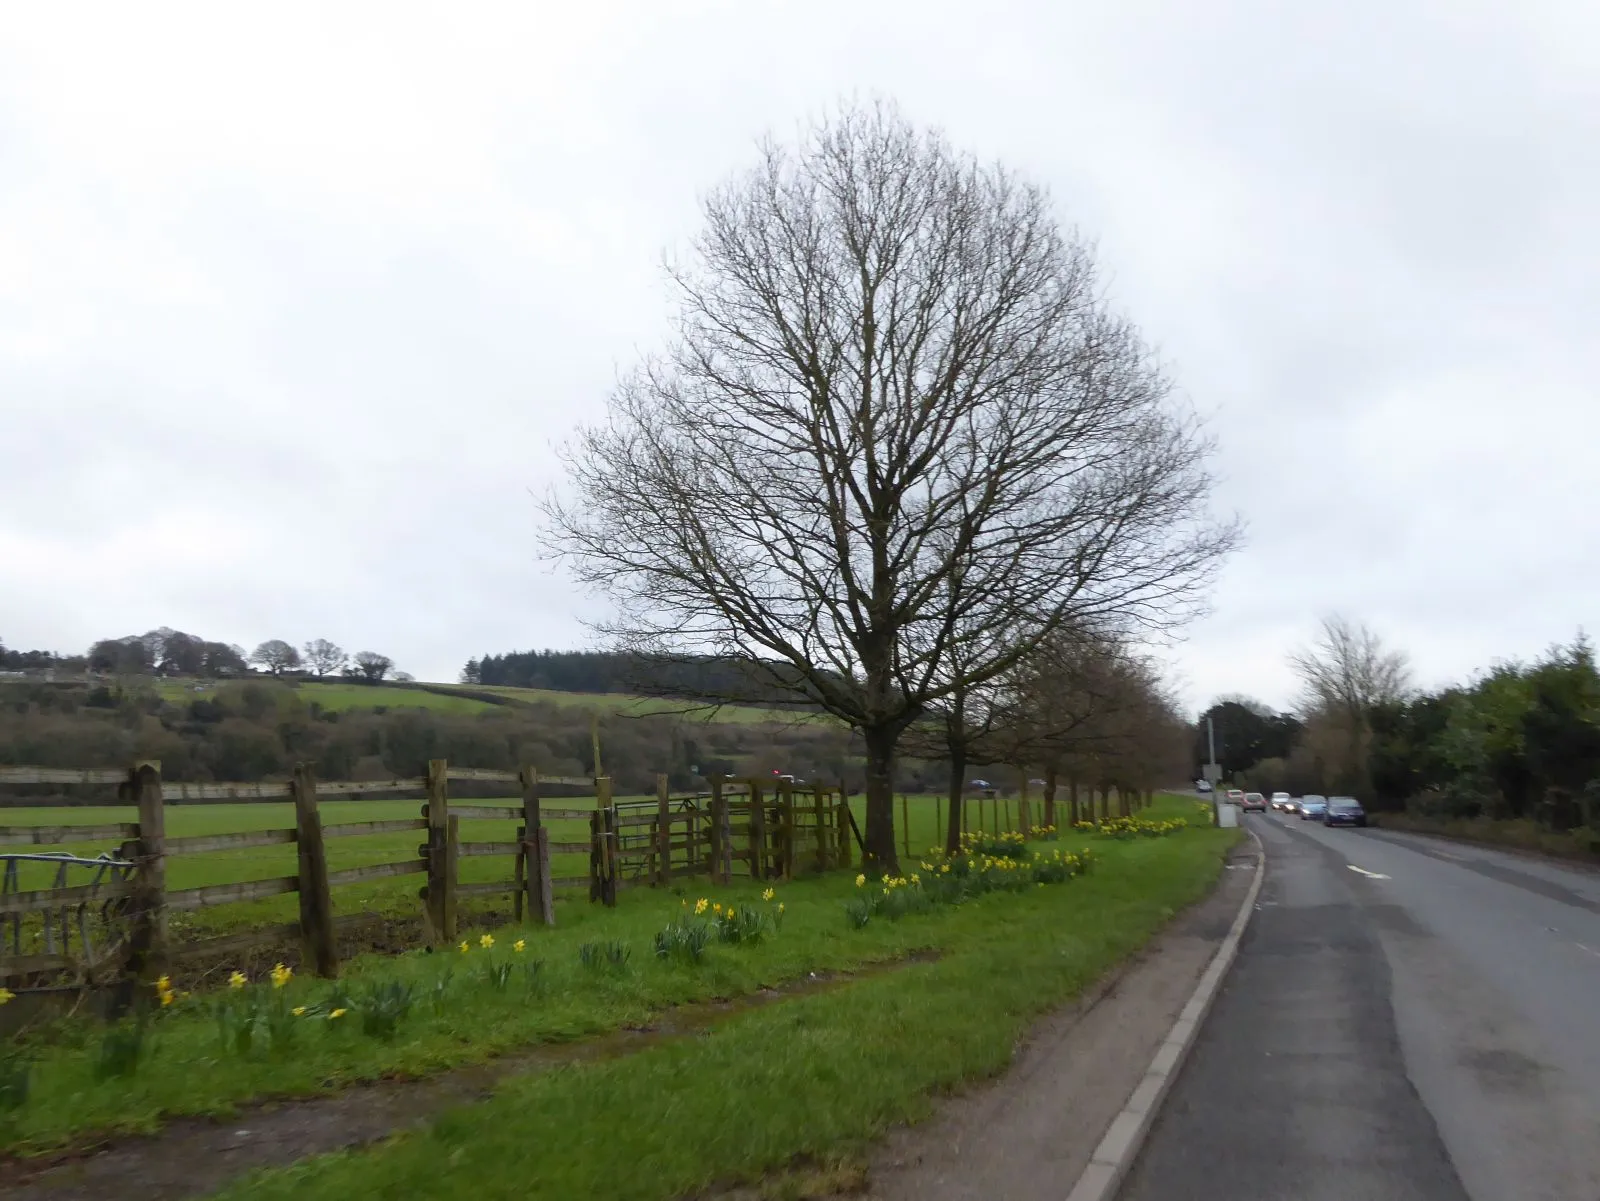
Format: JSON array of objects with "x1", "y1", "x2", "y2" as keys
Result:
[
  {"x1": 208, "y1": 803, "x2": 1232, "y2": 1200},
  {"x1": 0, "y1": 798, "x2": 1222, "y2": 1155}
]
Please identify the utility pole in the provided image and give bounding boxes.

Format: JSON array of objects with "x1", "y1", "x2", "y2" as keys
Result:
[{"x1": 1205, "y1": 714, "x2": 1222, "y2": 828}]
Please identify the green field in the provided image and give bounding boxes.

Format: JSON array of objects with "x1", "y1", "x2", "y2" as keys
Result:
[
  {"x1": 148, "y1": 679, "x2": 502, "y2": 715},
  {"x1": 0, "y1": 798, "x2": 597, "y2": 939},
  {"x1": 143, "y1": 676, "x2": 834, "y2": 724}
]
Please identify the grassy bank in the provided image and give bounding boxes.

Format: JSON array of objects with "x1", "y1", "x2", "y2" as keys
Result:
[
  {"x1": 210, "y1": 804, "x2": 1234, "y2": 1201},
  {"x1": 1, "y1": 799, "x2": 1229, "y2": 1168},
  {"x1": 1373, "y1": 812, "x2": 1600, "y2": 866}
]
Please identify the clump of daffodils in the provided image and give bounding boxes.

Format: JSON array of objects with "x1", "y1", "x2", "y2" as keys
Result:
[{"x1": 270, "y1": 962, "x2": 293, "y2": 989}]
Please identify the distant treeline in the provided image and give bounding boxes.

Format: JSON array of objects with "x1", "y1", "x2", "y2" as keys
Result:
[{"x1": 463, "y1": 649, "x2": 813, "y2": 705}]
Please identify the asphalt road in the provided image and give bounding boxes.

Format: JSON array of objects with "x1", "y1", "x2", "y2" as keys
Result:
[{"x1": 1117, "y1": 811, "x2": 1600, "y2": 1201}]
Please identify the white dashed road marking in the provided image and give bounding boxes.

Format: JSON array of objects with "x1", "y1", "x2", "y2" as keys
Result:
[{"x1": 1346, "y1": 864, "x2": 1391, "y2": 880}]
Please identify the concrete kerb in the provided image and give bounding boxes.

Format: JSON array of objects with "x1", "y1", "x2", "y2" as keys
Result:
[{"x1": 1063, "y1": 829, "x2": 1267, "y2": 1201}]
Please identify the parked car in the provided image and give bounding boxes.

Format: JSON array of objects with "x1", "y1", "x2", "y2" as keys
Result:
[
  {"x1": 1323, "y1": 797, "x2": 1367, "y2": 827},
  {"x1": 1225, "y1": 789, "x2": 1245, "y2": 805},
  {"x1": 1242, "y1": 791, "x2": 1268, "y2": 812},
  {"x1": 1299, "y1": 795, "x2": 1328, "y2": 821},
  {"x1": 1270, "y1": 791, "x2": 1292, "y2": 811},
  {"x1": 1195, "y1": 779, "x2": 1214, "y2": 794}
]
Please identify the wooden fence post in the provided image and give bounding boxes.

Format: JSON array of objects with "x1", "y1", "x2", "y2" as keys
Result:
[
  {"x1": 778, "y1": 777, "x2": 795, "y2": 881},
  {"x1": 121, "y1": 760, "x2": 167, "y2": 992},
  {"x1": 291, "y1": 763, "x2": 338, "y2": 978},
  {"x1": 521, "y1": 765, "x2": 554, "y2": 927},
  {"x1": 748, "y1": 778, "x2": 766, "y2": 881},
  {"x1": 708, "y1": 775, "x2": 726, "y2": 885},
  {"x1": 656, "y1": 774, "x2": 672, "y2": 887},
  {"x1": 425, "y1": 759, "x2": 456, "y2": 945},
  {"x1": 813, "y1": 786, "x2": 828, "y2": 872},
  {"x1": 835, "y1": 788, "x2": 852, "y2": 869},
  {"x1": 597, "y1": 776, "x2": 616, "y2": 906}
]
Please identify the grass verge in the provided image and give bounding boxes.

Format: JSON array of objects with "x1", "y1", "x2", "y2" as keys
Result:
[{"x1": 211, "y1": 807, "x2": 1235, "y2": 1201}]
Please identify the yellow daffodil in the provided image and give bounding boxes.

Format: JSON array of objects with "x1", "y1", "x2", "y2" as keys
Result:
[
  {"x1": 459, "y1": 940, "x2": 470, "y2": 954},
  {"x1": 270, "y1": 962, "x2": 293, "y2": 989},
  {"x1": 155, "y1": 974, "x2": 171, "y2": 993},
  {"x1": 727, "y1": 907, "x2": 736, "y2": 919},
  {"x1": 713, "y1": 902, "x2": 722, "y2": 914},
  {"x1": 762, "y1": 888, "x2": 775, "y2": 901},
  {"x1": 855, "y1": 874, "x2": 866, "y2": 887},
  {"x1": 292, "y1": 1005, "x2": 307, "y2": 1016},
  {"x1": 694, "y1": 898, "x2": 709, "y2": 914},
  {"x1": 329, "y1": 1008, "x2": 347, "y2": 1020},
  {"x1": 514, "y1": 939, "x2": 527, "y2": 953},
  {"x1": 0, "y1": 987, "x2": 16, "y2": 1005},
  {"x1": 228, "y1": 971, "x2": 248, "y2": 990},
  {"x1": 480, "y1": 933, "x2": 495, "y2": 949},
  {"x1": 778, "y1": 902, "x2": 785, "y2": 913}
]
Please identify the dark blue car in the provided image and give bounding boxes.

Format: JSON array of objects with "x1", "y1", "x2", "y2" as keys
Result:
[{"x1": 1324, "y1": 796, "x2": 1367, "y2": 827}]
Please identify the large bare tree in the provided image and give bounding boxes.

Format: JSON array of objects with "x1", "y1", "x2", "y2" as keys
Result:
[
  {"x1": 249, "y1": 639, "x2": 301, "y2": 676},
  {"x1": 1289, "y1": 614, "x2": 1411, "y2": 794},
  {"x1": 302, "y1": 639, "x2": 347, "y2": 677},
  {"x1": 544, "y1": 102, "x2": 1236, "y2": 870}
]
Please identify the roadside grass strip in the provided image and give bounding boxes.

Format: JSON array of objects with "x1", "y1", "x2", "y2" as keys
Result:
[{"x1": 210, "y1": 812, "x2": 1234, "y2": 1200}]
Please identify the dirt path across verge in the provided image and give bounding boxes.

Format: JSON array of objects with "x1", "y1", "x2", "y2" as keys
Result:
[{"x1": 0, "y1": 960, "x2": 932, "y2": 1201}]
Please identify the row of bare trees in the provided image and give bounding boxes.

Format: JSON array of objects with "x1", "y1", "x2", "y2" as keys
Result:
[
  {"x1": 247, "y1": 639, "x2": 399, "y2": 683},
  {"x1": 542, "y1": 101, "x2": 1238, "y2": 871}
]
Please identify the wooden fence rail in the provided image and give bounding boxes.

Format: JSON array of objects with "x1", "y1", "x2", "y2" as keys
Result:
[{"x1": 1, "y1": 760, "x2": 865, "y2": 991}]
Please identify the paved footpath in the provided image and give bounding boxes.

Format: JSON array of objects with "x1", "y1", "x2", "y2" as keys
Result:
[{"x1": 1117, "y1": 813, "x2": 1600, "y2": 1201}]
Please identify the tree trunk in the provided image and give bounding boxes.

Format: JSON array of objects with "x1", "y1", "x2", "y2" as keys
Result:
[
  {"x1": 1068, "y1": 776, "x2": 1080, "y2": 826},
  {"x1": 1043, "y1": 765, "x2": 1058, "y2": 829},
  {"x1": 862, "y1": 724, "x2": 900, "y2": 873}
]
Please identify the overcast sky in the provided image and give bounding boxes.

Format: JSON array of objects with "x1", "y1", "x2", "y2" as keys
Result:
[{"x1": 2, "y1": 0, "x2": 1596, "y2": 715}]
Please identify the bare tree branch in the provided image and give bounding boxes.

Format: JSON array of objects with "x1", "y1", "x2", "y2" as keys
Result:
[{"x1": 543, "y1": 100, "x2": 1239, "y2": 868}]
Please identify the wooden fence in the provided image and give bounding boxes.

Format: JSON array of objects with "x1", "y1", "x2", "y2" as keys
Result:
[
  {"x1": 0, "y1": 762, "x2": 861, "y2": 988},
  {"x1": 604, "y1": 775, "x2": 856, "y2": 897}
]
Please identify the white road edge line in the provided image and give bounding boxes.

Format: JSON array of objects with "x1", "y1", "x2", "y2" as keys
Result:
[
  {"x1": 1346, "y1": 864, "x2": 1391, "y2": 879},
  {"x1": 1575, "y1": 941, "x2": 1600, "y2": 961},
  {"x1": 1063, "y1": 829, "x2": 1266, "y2": 1201}
]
